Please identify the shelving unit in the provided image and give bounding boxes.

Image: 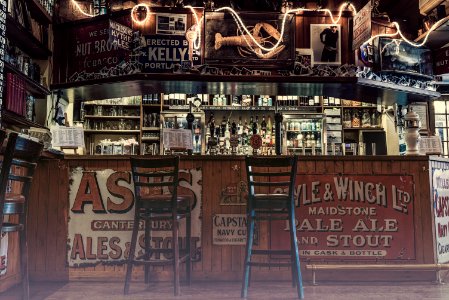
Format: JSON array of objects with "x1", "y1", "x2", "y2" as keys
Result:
[
  {"x1": 84, "y1": 130, "x2": 140, "y2": 134},
  {"x1": 84, "y1": 115, "x2": 140, "y2": 119},
  {"x1": 2, "y1": 0, "x2": 53, "y2": 130},
  {"x1": 4, "y1": 61, "x2": 50, "y2": 97}
]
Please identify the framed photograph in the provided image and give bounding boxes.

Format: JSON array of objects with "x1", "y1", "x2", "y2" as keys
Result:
[
  {"x1": 156, "y1": 13, "x2": 187, "y2": 35},
  {"x1": 310, "y1": 24, "x2": 341, "y2": 65},
  {"x1": 294, "y1": 48, "x2": 313, "y2": 75},
  {"x1": 376, "y1": 37, "x2": 433, "y2": 77},
  {"x1": 204, "y1": 12, "x2": 295, "y2": 68}
]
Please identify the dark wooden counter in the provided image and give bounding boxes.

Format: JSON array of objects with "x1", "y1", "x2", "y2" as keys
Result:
[{"x1": 0, "y1": 155, "x2": 443, "y2": 291}]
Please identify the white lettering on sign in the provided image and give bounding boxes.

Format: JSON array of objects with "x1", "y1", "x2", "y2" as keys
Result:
[{"x1": 68, "y1": 168, "x2": 202, "y2": 266}]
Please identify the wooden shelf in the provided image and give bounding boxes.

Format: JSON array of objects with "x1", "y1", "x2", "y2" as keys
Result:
[
  {"x1": 343, "y1": 127, "x2": 383, "y2": 130},
  {"x1": 141, "y1": 137, "x2": 160, "y2": 142},
  {"x1": 25, "y1": 0, "x2": 52, "y2": 24},
  {"x1": 83, "y1": 103, "x2": 140, "y2": 107},
  {"x1": 142, "y1": 104, "x2": 163, "y2": 107},
  {"x1": 286, "y1": 130, "x2": 321, "y2": 133},
  {"x1": 84, "y1": 115, "x2": 140, "y2": 119},
  {"x1": 1, "y1": 110, "x2": 47, "y2": 129},
  {"x1": 6, "y1": 14, "x2": 52, "y2": 59},
  {"x1": 4, "y1": 62, "x2": 50, "y2": 97},
  {"x1": 142, "y1": 127, "x2": 160, "y2": 131},
  {"x1": 84, "y1": 130, "x2": 140, "y2": 134},
  {"x1": 415, "y1": 16, "x2": 449, "y2": 49}
]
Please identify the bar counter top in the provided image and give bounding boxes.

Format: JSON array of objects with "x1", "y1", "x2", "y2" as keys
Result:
[{"x1": 63, "y1": 154, "x2": 434, "y2": 161}]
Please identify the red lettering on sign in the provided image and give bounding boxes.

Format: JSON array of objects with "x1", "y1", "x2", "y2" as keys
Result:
[
  {"x1": 106, "y1": 172, "x2": 134, "y2": 213},
  {"x1": 72, "y1": 172, "x2": 106, "y2": 213}
]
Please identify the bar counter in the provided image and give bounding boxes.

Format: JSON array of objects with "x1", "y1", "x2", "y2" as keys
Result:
[{"x1": 1, "y1": 154, "x2": 446, "y2": 291}]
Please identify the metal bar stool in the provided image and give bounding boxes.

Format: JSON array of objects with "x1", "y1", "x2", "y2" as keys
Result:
[
  {"x1": 0, "y1": 132, "x2": 44, "y2": 300},
  {"x1": 241, "y1": 155, "x2": 304, "y2": 299},
  {"x1": 124, "y1": 156, "x2": 192, "y2": 296}
]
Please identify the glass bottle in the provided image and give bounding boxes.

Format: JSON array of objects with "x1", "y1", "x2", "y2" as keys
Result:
[
  {"x1": 352, "y1": 109, "x2": 361, "y2": 128},
  {"x1": 371, "y1": 110, "x2": 379, "y2": 128},
  {"x1": 261, "y1": 115, "x2": 267, "y2": 136},
  {"x1": 362, "y1": 109, "x2": 371, "y2": 128},
  {"x1": 343, "y1": 110, "x2": 352, "y2": 128}
]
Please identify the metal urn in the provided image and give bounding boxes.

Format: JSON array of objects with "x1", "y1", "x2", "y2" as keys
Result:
[{"x1": 404, "y1": 108, "x2": 420, "y2": 155}]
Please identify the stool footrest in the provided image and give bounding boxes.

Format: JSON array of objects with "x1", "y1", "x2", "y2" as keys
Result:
[
  {"x1": 248, "y1": 262, "x2": 292, "y2": 267},
  {"x1": 1, "y1": 222, "x2": 23, "y2": 232},
  {"x1": 252, "y1": 249, "x2": 291, "y2": 255},
  {"x1": 132, "y1": 254, "x2": 190, "y2": 265}
]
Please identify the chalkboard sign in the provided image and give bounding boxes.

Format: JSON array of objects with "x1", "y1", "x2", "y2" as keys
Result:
[
  {"x1": 67, "y1": 17, "x2": 134, "y2": 82},
  {"x1": 0, "y1": 0, "x2": 7, "y2": 111}
]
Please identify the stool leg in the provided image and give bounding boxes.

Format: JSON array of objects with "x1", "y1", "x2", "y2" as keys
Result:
[
  {"x1": 288, "y1": 211, "x2": 297, "y2": 288},
  {"x1": 124, "y1": 209, "x2": 140, "y2": 295},
  {"x1": 186, "y1": 209, "x2": 192, "y2": 286},
  {"x1": 20, "y1": 214, "x2": 29, "y2": 300},
  {"x1": 144, "y1": 214, "x2": 151, "y2": 284},
  {"x1": 289, "y1": 205, "x2": 304, "y2": 299},
  {"x1": 173, "y1": 212, "x2": 180, "y2": 296},
  {"x1": 241, "y1": 210, "x2": 255, "y2": 298}
]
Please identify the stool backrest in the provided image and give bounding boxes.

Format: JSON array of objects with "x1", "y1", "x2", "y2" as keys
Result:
[
  {"x1": 245, "y1": 155, "x2": 298, "y2": 200},
  {"x1": 0, "y1": 133, "x2": 44, "y2": 201},
  {"x1": 130, "y1": 156, "x2": 180, "y2": 208}
]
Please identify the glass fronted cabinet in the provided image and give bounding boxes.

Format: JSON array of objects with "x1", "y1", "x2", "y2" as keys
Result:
[
  {"x1": 160, "y1": 111, "x2": 206, "y2": 154},
  {"x1": 282, "y1": 113, "x2": 325, "y2": 155}
]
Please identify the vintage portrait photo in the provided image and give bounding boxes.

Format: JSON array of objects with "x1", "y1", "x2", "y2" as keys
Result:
[
  {"x1": 204, "y1": 12, "x2": 295, "y2": 68},
  {"x1": 156, "y1": 13, "x2": 187, "y2": 35},
  {"x1": 310, "y1": 24, "x2": 341, "y2": 65}
]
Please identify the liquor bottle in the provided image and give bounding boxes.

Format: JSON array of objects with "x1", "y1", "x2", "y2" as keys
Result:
[
  {"x1": 249, "y1": 116, "x2": 254, "y2": 132},
  {"x1": 343, "y1": 110, "x2": 352, "y2": 128},
  {"x1": 314, "y1": 96, "x2": 320, "y2": 106},
  {"x1": 258, "y1": 96, "x2": 263, "y2": 106},
  {"x1": 308, "y1": 97, "x2": 314, "y2": 106},
  {"x1": 221, "y1": 115, "x2": 227, "y2": 137},
  {"x1": 261, "y1": 115, "x2": 267, "y2": 136},
  {"x1": 244, "y1": 119, "x2": 249, "y2": 135},
  {"x1": 323, "y1": 96, "x2": 329, "y2": 106},
  {"x1": 335, "y1": 97, "x2": 341, "y2": 105},
  {"x1": 254, "y1": 116, "x2": 260, "y2": 134},
  {"x1": 238, "y1": 117, "x2": 243, "y2": 135}
]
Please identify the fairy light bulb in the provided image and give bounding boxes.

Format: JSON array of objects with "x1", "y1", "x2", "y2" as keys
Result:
[
  {"x1": 185, "y1": 5, "x2": 202, "y2": 50},
  {"x1": 131, "y1": 3, "x2": 151, "y2": 25}
]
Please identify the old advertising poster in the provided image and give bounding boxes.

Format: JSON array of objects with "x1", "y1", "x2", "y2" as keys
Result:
[
  {"x1": 435, "y1": 46, "x2": 449, "y2": 75},
  {"x1": 271, "y1": 174, "x2": 415, "y2": 260},
  {"x1": 432, "y1": 164, "x2": 449, "y2": 263},
  {"x1": 213, "y1": 214, "x2": 252, "y2": 245},
  {"x1": 138, "y1": 34, "x2": 201, "y2": 72},
  {"x1": 352, "y1": 1, "x2": 371, "y2": 50},
  {"x1": 68, "y1": 168, "x2": 202, "y2": 266},
  {"x1": 68, "y1": 17, "x2": 135, "y2": 82},
  {"x1": 0, "y1": 233, "x2": 7, "y2": 276}
]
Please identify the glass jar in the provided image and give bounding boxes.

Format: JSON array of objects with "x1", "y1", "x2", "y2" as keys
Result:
[
  {"x1": 343, "y1": 110, "x2": 352, "y2": 128},
  {"x1": 352, "y1": 110, "x2": 361, "y2": 128}
]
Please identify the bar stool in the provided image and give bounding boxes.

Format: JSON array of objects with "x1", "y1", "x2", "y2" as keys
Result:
[
  {"x1": 241, "y1": 155, "x2": 304, "y2": 299},
  {"x1": 124, "y1": 156, "x2": 192, "y2": 296},
  {"x1": 0, "y1": 132, "x2": 44, "y2": 300}
]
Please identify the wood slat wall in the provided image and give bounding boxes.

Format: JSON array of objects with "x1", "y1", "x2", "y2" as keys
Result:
[{"x1": 0, "y1": 156, "x2": 439, "y2": 289}]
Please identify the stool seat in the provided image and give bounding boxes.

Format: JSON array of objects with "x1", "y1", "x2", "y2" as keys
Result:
[
  {"x1": 141, "y1": 194, "x2": 193, "y2": 211},
  {"x1": 253, "y1": 194, "x2": 290, "y2": 209}
]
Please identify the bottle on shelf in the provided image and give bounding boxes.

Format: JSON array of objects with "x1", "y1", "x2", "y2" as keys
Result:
[
  {"x1": 343, "y1": 110, "x2": 352, "y2": 128},
  {"x1": 352, "y1": 109, "x2": 361, "y2": 128},
  {"x1": 362, "y1": 109, "x2": 371, "y2": 128},
  {"x1": 261, "y1": 115, "x2": 267, "y2": 136}
]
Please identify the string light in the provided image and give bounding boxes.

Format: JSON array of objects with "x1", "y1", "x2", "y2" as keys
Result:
[
  {"x1": 185, "y1": 6, "x2": 202, "y2": 50},
  {"x1": 69, "y1": 0, "x2": 445, "y2": 57},
  {"x1": 131, "y1": 3, "x2": 151, "y2": 25},
  {"x1": 71, "y1": 0, "x2": 96, "y2": 17},
  {"x1": 363, "y1": 15, "x2": 449, "y2": 48}
]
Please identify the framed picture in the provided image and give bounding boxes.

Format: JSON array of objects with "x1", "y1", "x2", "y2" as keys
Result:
[
  {"x1": 376, "y1": 37, "x2": 433, "y2": 77},
  {"x1": 204, "y1": 12, "x2": 295, "y2": 68},
  {"x1": 156, "y1": 13, "x2": 187, "y2": 35},
  {"x1": 409, "y1": 102, "x2": 429, "y2": 133},
  {"x1": 310, "y1": 24, "x2": 341, "y2": 65},
  {"x1": 293, "y1": 48, "x2": 313, "y2": 75}
]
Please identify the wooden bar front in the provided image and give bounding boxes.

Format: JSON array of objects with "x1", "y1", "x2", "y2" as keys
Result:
[{"x1": 0, "y1": 155, "x2": 442, "y2": 291}]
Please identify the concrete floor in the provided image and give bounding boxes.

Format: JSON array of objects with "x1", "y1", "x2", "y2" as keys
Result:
[{"x1": 2, "y1": 281, "x2": 449, "y2": 300}]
